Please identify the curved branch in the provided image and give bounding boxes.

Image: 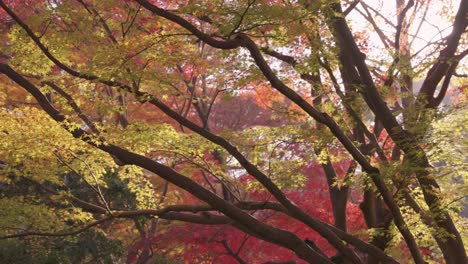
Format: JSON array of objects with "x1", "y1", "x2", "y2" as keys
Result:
[
  {"x1": 134, "y1": 0, "x2": 242, "y2": 49},
  {"x1": 43, "y1": 81, "x2": 100, "y2": 134},
  {"x1": 0, "y1": 217, "x2": 113, "y2": 239},
  {"x1": 356, "y1": 4, "x2": 392, "y2": 49},
  {"x1": 427, "y1": 49, "x2": 468, "y2": 108},
  {"x1": 117, "y1": 201, "x2": 398, "y2": 263},
  {"x1": 344, "y1": 0, "x2": 360, "y2": 16},
  {"x1": 0, "y1": 63, "x2": 331, "y2": 264},
  {"x1": 395, "y1": 0, "x2": 414, "y2": 52},
  {"x1": 418, "y1": 0, "x2": 468, "y2": 105}
]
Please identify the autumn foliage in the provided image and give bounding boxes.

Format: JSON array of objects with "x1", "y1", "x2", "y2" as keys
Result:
[{"x1": 0, "y1": 0, "x2": 467, "y2": 264}]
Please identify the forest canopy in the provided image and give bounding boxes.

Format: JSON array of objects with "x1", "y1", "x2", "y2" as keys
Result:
[{"x1": 0, "y1": 0, "x2": 467, "y2": 263}]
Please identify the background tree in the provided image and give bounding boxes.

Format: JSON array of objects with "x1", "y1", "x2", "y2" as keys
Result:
[{"x1": 0, "y1": 0, "x2": 466, "y2": 263}]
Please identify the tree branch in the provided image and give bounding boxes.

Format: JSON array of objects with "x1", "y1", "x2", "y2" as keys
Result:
[
  {"x1": 134, "y1": 0, "x2": 242, "y2": 49},
  {"x1": 418, "y1": 0, "x2": 468, "y2": 106},
  {"x1": 0, "y1": 217, "x2": 113, "y2": 239},
  {"x1": 344, "y1": 0, "x2": 360, "y2": 16},
  {"x1": 43, "y1": 81, "x2": 100, "y2": 134},
  {"x1": 329, "y1": 4, "x2": 425, "y2": 263},
  {"x1": 0, "y1": 63, "x2": 331, "y2": 264}
]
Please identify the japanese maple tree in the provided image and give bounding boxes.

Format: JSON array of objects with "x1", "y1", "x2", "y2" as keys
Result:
[{"x1": 0, "y1": 0, "x2": 466, "y2": 263}]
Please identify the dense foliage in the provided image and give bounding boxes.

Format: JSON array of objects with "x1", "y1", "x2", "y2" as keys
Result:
[{"x1": 0, "y1": 0, "x2": 466, "y2": 263}]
